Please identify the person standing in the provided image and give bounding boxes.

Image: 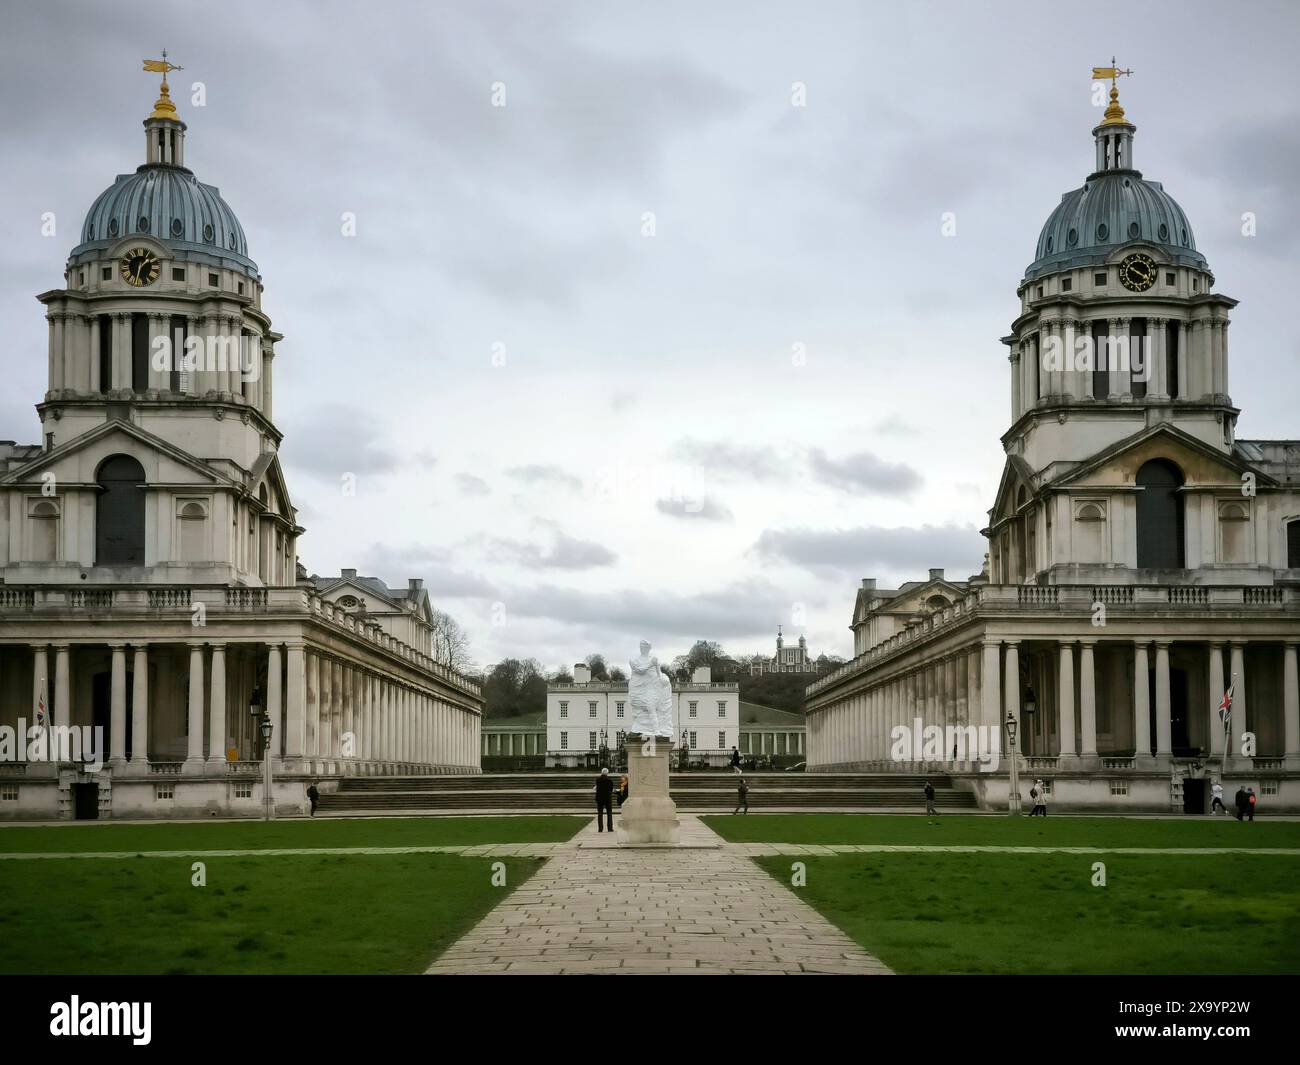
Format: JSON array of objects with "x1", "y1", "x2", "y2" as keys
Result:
[
  {"x1": 729, "y1": 747, "x2": 741, "y2": 771},
  {"x1": 734, "y1": 775, "x2": 749, "y2": 815},
  {"x1": 1030, "y1": 779, "x2": 1048, "y2": 818},
  {"x1": 593, "y1": 767, "x2": 615, "y2": 832},
  {"x1": 306, "y1": 781, "x2": 319, "y2": 818},
  {"x1": 1234, "y1": 785, "x2": 1248, "y2": 821},
  {"x1": 1246, "y1": 786, "x2": 1257, "y2": 822},
  {"x1": 924, "y1": 780, "x2": 939, "y2": 817},
  {"x1": 1210, "y1": 779, "x2": 1226, "y2": 815}
]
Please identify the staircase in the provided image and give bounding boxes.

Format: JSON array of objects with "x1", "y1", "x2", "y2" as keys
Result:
[{"x1": 316, "y1": 772, "x2": 978, "y2": 815}]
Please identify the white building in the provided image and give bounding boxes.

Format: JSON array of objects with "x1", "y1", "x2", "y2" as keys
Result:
[
  {"x1": 749, "y1": 627, "x2": 818, "y2": 675},
  {"x1": 546, "y1": 663, "x2": 739, "y2": 766},
  {"x1": 806, "y1": 76, "x2": 1300, "y2": 811},
  {"x1": 0, "y1": 67, "x2": 482, "y2": 820}
]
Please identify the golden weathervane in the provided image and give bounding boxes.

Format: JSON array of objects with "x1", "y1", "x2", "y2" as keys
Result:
[
  {"x1": 1092, "y1": 58, "x2": 1133, "y2": 126},
  {"x1": 142, "y1": 50, "x2": 183, "y2": 121}
]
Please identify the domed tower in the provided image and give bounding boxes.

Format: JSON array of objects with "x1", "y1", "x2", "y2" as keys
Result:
[
  {"x1": 39, "y1": 56, "x2": 282, "y2": 478},
  {"x1": 1003, "y1": 67, "x2": 1238, "y2": 478}
]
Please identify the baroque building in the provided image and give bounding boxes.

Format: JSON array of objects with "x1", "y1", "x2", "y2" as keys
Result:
[
  {"x1": 805, "y1": 75, "x2": 1300, "y2": 810},
  {"x1": 0, "y1": 66, "x2": 482, "y2": 819},
  {"x1": 749, "y1": 627, "x2": 817, "y2": 675}
]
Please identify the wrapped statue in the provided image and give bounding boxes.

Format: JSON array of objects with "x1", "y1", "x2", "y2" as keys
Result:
[{"x1": 627, "y1": 640, "x2": 674, "y2": 739}]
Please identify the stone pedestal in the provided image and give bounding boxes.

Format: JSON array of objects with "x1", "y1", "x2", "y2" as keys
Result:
[{"x1": 618, "y1": 735, "x2": 679, "y2": 846}]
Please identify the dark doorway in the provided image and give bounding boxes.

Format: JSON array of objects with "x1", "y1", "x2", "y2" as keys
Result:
[
  {"x1": 74, "y1": 782, "x2": 99, "y2": 820},
  {"x1": 1182, "y1": 778, "x2": 1206, "y2": 815},
  {"x1": 1170, "y1": 669, "x2": 1192, "y2": 755}
]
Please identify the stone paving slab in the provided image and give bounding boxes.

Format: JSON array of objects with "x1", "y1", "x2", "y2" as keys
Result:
[{"x1": 426, "y1": 815, "x2": 891, "y2": 975}]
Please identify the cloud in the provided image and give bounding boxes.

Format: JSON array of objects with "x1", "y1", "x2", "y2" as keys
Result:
[
  {"x1": 456, "y1": 473, "x2": 491, "y2": 497},
  {"x1": 278, "y1": 404, "x2": 400, "y2": 479},
  {"x1": 671, "y1": 439, "x2": 790, "y2": 482},
  {"x1": 752, "y1": 523, "x2": 985, "y2": 580},
  {"x1": 655, "y1": 495, "x2": 733, "y2": 521},
  {"x1": 505, "y1": 464, "x2": 584, "y2": 491},
  {"x1": 806, "y1": 448, "x2": 923, "y2": 497},
  {"x1": 489, "y1": 530, "x2": 617, "y2": 570},
  {"x1": 357, "y1": 542, "x2": 499, "y2": 599}
]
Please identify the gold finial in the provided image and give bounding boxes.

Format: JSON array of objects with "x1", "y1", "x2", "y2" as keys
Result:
[
  {"x1": 1092, "y1": 58, "x2": 1133, "y2": 126},
  {"x1": 143, "y1": 50, "x2": 184, "y2": 121}
]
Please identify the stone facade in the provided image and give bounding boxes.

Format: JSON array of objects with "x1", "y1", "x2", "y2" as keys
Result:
[
  {"x1": 0, "y1": 74, "x2": 481, "y2": 819},
  {"x1": 805, "y1": 85, "x2": 1300, "y2": 811}
]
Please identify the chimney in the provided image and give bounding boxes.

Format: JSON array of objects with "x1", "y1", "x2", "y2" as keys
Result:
[
  {"x1": 929, "y1": 568, "x2": 944, "y2": 582},
  {"x1": 573, "y1": 663, "x2": 591, "y2": 684},
  {"x1": 409, "y1": 578, "x2": 423, "y2": 593},
  {"x1": 692, "y1": 665, "x2": 712, "y2": 684},
  {"x1": 861, "y1": 578, "x2": 876, "y2": 591},
  {"x1": 342, "y1": 568, "x2": 357, "y2": 580}
]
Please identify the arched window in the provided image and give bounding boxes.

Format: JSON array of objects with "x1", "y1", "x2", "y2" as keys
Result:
[
  {"x1": 96, "y1": 455, "x2": 147, "y2": 565},
  {"x1": 178, "y1": 500, "x2": 208, "y2": 562},
  {"x1": 29, "y1": 499, "x2": 60, "y2": 562},
  {"x1": 1136, "y1": 459, "x2": 1185, "y2": 568},
  {"x1": 925, "y1": 594, "x2": 950, "y2": 612}
]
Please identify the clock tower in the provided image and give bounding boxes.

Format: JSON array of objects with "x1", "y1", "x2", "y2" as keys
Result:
[{"x1": 1002, "y1": 67, "x2": 1239, "y2": 484}]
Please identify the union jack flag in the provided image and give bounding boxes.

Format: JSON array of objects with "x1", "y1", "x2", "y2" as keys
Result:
[
  {"x1": 1218, "y1": 684, "x2": 1234, "y2": 731},
  {"x1": 35, "y1": 681, "x2": 47, "y2": 729}
]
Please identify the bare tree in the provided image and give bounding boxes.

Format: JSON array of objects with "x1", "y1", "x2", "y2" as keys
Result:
[{"x1": 429, "y1": 608, "x2": 473, "y2": 672}]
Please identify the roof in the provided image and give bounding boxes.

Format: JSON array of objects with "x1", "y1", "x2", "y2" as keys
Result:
[
  {"x1": 482, "y1": 712, "x2": 545, "y2": 730},
  {"x1": 739, "y1": 701, "x2": 805, "y2": 726}
]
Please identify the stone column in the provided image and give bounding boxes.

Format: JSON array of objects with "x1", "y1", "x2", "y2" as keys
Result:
[
  {"x1": 1079, "y1": 641, "x2": 1098, "y2": 762},
  {"x1": 51, "y1": 313, "x2": 66, "y2": 390},
  {"x1": 981, "y1": 641, "x2": 1000, "y2": 729},
  {"x1": 185, "y1": 644, "x2": 206, "y2": 771},
  {"x1": 89, "y1": 316, "x2": 101, "y2": 392},
  {"x1": 332, "y1": 659, "x2": 345, "y2": 758},
  {"x1": 285, "y1": 643, "x2": 305, "y2": 760},
  {"x1": 1058, "y1": 641, "x2": 1076, "y2": 764},
  {"x1": 305, "y1": 651, "x2": 320, "y2": 757},
  {"x1": 1208, "y1": 643, "x2": 1226, "y2": 758},
  {"x1": 1229, "y1": 641, "x2": 1248, "y2": 762},
  {"x1": 317, "y1": 656, "x2": 332, "y2": 759},
  {"x1": 1106, "y1": 318, "x2": 1121, "y2": 399},
  {"x1": 1150, "y1": 317, "x2": 1168, "y2": 399},
  {"x1": 267, "y1": 644, "x2": 283, "y2": 760},
  {"x1": 1009, "y1": 351, "x2": 1021, "y2": 422},
  {"x1": 1154, "y1": 640, "x2": 1173, "y2": 763},
  {"x1": 147, "y1": 313, "x2": 167, "y2": 390},
  {"x1": 1177, "y1": 321, "x2": 1189, "y2": 399},
  {"x1": 109, "y1": 644, "x2": 128, "y2": 768},
  {"x1": 53, "y1": 645, "x2": 70, "y2": 738},
  {"x1": 207, "y1": 644, "x2": 227, "y2": 769},
  {"x1": 1284, "y1": 643, "x2": 1299, "y2": 767},
  {"x1": 340, "y1": 662, "x2": 354, "y2": 758},
  {"x1": 1003, "y1": 641, "x2": 1020, "y2": 730},
  {"x1": 131, "y1": 645, "x2": 149, "y2": 766},
  {"x1": 1133, "y1": 641, "x2": 1152, "y2": 764}
]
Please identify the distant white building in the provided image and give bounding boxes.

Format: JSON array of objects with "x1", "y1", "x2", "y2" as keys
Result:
[
  {"x1": 545, "y1": 663, "x2": 739, "y2": 767},
  {"x1": 750, "y1": 627, "x2": 817, "y2": 675}
]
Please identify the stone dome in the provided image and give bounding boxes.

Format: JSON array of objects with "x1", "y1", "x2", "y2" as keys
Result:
[
  {"x1": 1026, "y1": 170, "x2": 1207, "y2": 281},
  {"x1": 72, "y1": 164, "x2": 257, "y2": 275}
]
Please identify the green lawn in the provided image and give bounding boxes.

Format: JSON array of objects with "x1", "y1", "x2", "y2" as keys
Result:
[
  {"x1": 756, "y1": 851, "x2": 1300, "y2": 974},
  {"x1": 0, "y1": 851, "x2": 542, "y2": 974},
  {"x1": 0, "y1": 815, "x2": 586, "y2": 854},
  {"x1": 704, "y1": 813, "x2": 1300, "y2": 848}
]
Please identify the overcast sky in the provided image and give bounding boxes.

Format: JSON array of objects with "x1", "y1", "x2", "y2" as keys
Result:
[{"x1": 2, "y1": 0, "x2": 1298, "y2": 672}]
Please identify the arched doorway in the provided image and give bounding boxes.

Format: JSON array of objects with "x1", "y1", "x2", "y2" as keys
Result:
[
  {"x1": 95, "y1": 455, "x2": 147, "y2": 565},
  {"x1": 1136, "y1": 459, "x2": 1185, "y2": 568}
]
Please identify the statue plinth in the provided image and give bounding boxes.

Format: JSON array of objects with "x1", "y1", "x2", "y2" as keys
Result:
[{"x1": 618, "y1": 735, "x2": 679, "y2": 846}]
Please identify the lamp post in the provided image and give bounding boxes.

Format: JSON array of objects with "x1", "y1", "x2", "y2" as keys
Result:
[
  {"x1": 250, "y1": 687, "x2": 274, "y2": 822},
  {"x1": 1005, "y1": 709, "x2": 1021, "y2": 815}
]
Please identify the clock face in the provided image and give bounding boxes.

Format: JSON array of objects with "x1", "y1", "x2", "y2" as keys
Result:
[
  {"x1": 1118, "y1": 252, "x2": 1157, "y2": 292},
  {"x1": 120, "y1": 247, "x2": 161, "y2": 287}
]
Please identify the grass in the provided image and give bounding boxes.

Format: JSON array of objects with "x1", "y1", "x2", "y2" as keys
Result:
[
  {"x1": 0, "y1": 815, "x2": 586, "y2": 854},
  {"x1": 756, "y1": 850, "x2": 1300, "y2": 974},
  {"x1": 0, "y1": 851, "x2": 543, "y2": 974},
  {"x1": 703, "y1": 812, "x2": 1300, "y2": 848}
]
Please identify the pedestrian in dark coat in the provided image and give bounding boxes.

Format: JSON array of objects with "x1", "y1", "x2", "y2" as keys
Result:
[
  {"x1": 593, "y1": 768, "x2": 614, "y2": 832},
  {"x1": 924, "y1": 780, "x2": 939, "y2": 816},
  {"x1": 306, "y1": 782, "x2": 320, "y2": 817},
  {"x1": 734, "y1": 775, "x2": 749, "y2": 815},
  {"x1": 1234, "y1": 786, "x2": 1248, "y2": 821}
]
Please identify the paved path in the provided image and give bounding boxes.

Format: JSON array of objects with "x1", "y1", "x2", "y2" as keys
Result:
[{"x1": 425, "y1": 815, "x2": 891, "y2": 974}]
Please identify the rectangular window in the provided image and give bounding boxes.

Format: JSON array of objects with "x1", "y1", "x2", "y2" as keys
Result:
[
  {"x1": 234, "y1": 782, "x2": 253, "y2": 799},
  {"x1": 1094, "y1": 271, "x2": 1107, "y2": 285},
  {"x1": 717, "y1": 701, "x2": 726, "y2": 718},
  {"x1": 237, "y1": 281, "x2": 245, "y2": 295},
  {"x1": 589, "y1": 701, "x2": 597, "y2": 718},
  {"x1": 209, "y1": 273, "x2": 219, "y2": 288},
  {"x1": 98, "y1": 314, "x2": 112, "y2": 394},
  {"x1": 1061, "y1": 277, "x2": 1072, "y2": 291},
  {"x1": 560, "y1": 732, "x2": 568, "y2": 750},
  {"x1": 1165, "y1": 272, "x2": 1175, "y2": 286},
  {"x1": 1108, "y1": 779, "x2": 1128, "y2": 797},
  {"x1": 689, "y1": 701, "x2": 698, "y2": 718},
  {"x1": 718, "y1": 731, "x2": 726, "y2": 749},
  {"x1": 0, "y1": 784, "x2": 18, "y2": 801},
  {"x1": 131, "y1": 312, "x2": 149, "y2": 392},
  {"x1": 1091, "y1": 320, "x2": 1109, "y2": 399},
  {"x1": 559, "y1": 701, "x2": 568, "y2": 719},
  {"x1": 689, "y1": 731, "x2": 697, "y2": 749},
  {"x1": 172, "y1": 267, "x2": 185, "y2": 282},
  {"x1": 1130, "y1": 317, "x2": 1147, "y2": 399},
  {"x1": 1261, "y1": 779, "x2": 1279, "y2": 796},
  {"x1": 1166, "y1": 321, "x2": 1180, "y2": 398},
  {"x1": 1035, "y1": 285, "x2": 1043, "y2": 298},
  {"x1": 102, "y1": 267, "x2": 111, "y2": 281},
  {"x1": 589, "y1": 732, "x2": 597, "y2": 750},
  {"x1": 616, "y1": 701, "x2": 624, "y2": 718},
  {"x1": 154, "y1": 783, "x2": 175, "y2": 800}
]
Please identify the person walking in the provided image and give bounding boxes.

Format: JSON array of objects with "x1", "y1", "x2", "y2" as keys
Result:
[
  {"x1": 1234, "y1": 785, "x2": 1248, "y2": 821},
  {"x1": 924, "y1": 780, "x2": 939, "y2": 817},
  {"x1": 729, "y1": 747, "x2": 741, "y2": 771},
  {"x1": 1210, "y1": 779, "x2": 1226, "y2": 815},
  {"x1": 593, "y1": 767, "x2": 614, "y2": 832},
  {"x1": 1246, "y1": 786, "x2": 1257, "y2": 822},
  {"x1": 306, "y1": 781, "x2": 319, "y2": 817},
  {"x1": 1029, "y1": 779, "x2": 1048, "y2": 817},
  {"x1": 734, "y1": 774, "x2": 749, "y2": 815}
]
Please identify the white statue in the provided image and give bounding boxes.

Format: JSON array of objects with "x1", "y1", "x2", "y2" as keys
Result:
[{"x1": 628, "y1": 640, "x2": 674, "y2": 739}]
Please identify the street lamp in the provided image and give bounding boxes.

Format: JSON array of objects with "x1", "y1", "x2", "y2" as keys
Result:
[
  {"x1": 250, "y1": 687, "x2": 274, "y2": 822},
  {"x1": 1023, "y1": 687, "x2": 1037, "y2": 716},
  {"x1": 1005, "y1": 709, "x2": 1020, "y2": 815}
]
